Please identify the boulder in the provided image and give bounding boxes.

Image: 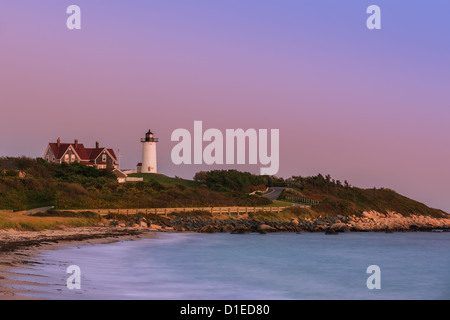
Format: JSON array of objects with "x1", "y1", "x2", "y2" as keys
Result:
[
  {"x1": 230, "y1": 226, "x2": 250, "y2": 234},
  {"x1": 329, "y1": 223, "x2": 350, "y2": 233},
  {"x1": 109, "y1": 220, "x2": 119, "y2": 227},
  {"x1": 139, "y1": 221, "x2": 148, "y2": 228},
  {"x1": 257, "y1": 224, "x2": 276, "y2": 232},
  {"x1": 200, "y1": 225, "x2": 216, "y2": 233}
]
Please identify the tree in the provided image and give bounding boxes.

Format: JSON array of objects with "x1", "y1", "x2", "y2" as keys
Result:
[{"x1": 193, "y1": 171, "x2": 207, "y2": 183}]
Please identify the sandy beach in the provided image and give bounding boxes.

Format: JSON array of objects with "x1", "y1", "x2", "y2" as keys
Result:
[{"x1": 0, "y1": 227, "x2": 155, "y2": 300}]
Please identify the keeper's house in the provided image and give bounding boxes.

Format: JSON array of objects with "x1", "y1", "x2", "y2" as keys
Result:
[{"x1": 43, "y1": 138, "x2": 118, "y2": 170}]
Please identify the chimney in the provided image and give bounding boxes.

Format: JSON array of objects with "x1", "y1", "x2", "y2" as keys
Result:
[
  {"x1": 57, "y1": 137, "x2": 61, "y2": 148},
  {"x1": 95, "y1": 141, "x2": 99, "y2": 149},
  {"x1": 74, "y1": 139, "x2": 78, "y2": 148}
]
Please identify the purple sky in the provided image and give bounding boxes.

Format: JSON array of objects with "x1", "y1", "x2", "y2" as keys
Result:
[{"x1": 1, "y1": 1, "x2": 449, "y2": 212}]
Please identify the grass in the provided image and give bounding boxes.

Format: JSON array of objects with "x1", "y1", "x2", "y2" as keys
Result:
[
  {"x1": 0, "y1": 211, "x2": 101, "y2": 231},
  {"x1": 1, "y1": 158, "x2": 447, "y2": 222},
  {"x1": 262, "y1": 200, "x2": 293, "y2": 207},
  {"x1": 247, "y1": 210, "x2": 295, "y2": 222},
  {"x1": 0, "y1": 160, "x2": 270, "y2": 211},
  {"x1": 127, "y1": 173, "x2": 200, "y2": 188}
]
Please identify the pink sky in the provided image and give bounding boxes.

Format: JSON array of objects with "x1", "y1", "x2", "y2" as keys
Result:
[{"x1": 1, "y1": 1, "x2": 449, "y2": 212}]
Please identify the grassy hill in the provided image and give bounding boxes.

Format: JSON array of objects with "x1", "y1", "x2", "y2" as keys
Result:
[
  {"x1": 0, "y1": 157, "x2": 447, "y2": 219},
  {"x1": 127, "y1": 173, "x2": 200, "y2": 188},
  {"x1": 0, "y1": 157, "x2": 270, "y2": 211},
  {"x1": 279, "y1": 174, "x2": 448, "y2": 218}
]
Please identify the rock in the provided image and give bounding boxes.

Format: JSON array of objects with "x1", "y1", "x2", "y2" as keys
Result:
[
  {"x1": 231, "y1": 229, "x2": 250, "y2": 235},
  {"x1": 290, "y1": 218, "x2": 299, "y2": 225},
  {"x1": 329, "y1": 223, "x2": 350, "y2": 233},
  {"x1": 139, "y1": 221, "x2": 148, "y2": 228},
  {"x1": 200, "y1": 225, "x2": 216, "y2": 233},
  {"x1": 230, "y1": 226, "x2": 250, "y2": 234},
  {"x1": 257, "y1": 224, "x2": 276, "y2": 232},
  {"x1": 109, "y1": 220, "x2": 119, "y2": 227},
  {"x1": 325, "y1": 229, "x2": 339, "y2": 235}
]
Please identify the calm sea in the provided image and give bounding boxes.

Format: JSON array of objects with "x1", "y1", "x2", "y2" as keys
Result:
[{"x1": 7, "y1": 232, "x2": 450, "y2": 300}]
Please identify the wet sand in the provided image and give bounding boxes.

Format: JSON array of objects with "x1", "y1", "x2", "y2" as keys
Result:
[{"x1": 0, "y1": 227, "x2": 155, "y2": 300}]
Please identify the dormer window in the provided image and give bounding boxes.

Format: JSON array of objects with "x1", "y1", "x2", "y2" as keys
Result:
[{"x1": 102, "y1": 153, "x2": 107, "y2": 162}]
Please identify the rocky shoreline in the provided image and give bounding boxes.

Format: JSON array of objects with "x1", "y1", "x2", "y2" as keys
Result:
[
  {"x1": 108, "y1": 211, "x2": 450, "y2": 234},
  {"x1": 0, "y1": 227, "x2": 150, "y2": 253},
  {"x1": 1, "y1": 211, "x2": 449, "y2": 300}
]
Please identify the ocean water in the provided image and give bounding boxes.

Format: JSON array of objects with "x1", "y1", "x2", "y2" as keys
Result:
[{"x1": 7, "y1": 232, "x2": 450, "y2": 300}]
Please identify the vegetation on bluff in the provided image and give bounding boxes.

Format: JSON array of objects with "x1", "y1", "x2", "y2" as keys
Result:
[
  {"x1": 280, "y1": 174, "x2": 448, "y2": 218},
  {"x1": 193, "y1": 170, "x2": 269, "y2": 193},
  {"x1": 0, "y1": 157, "x2": 270, "y2": 211},
  {"x1": 0, "y1": 157, "x2": 447, "y2": 219}
]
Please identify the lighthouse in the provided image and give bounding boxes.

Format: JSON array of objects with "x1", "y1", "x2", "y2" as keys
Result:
[{"x1": 139, "y1": 129, "x2": 158, "y2": 173}]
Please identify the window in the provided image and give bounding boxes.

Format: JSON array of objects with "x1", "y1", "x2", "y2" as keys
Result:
[
  {"x1": 71, "y1": 154, "x2": 75, "y2": 162},
  {"x1": 64, "y1": 154, "x2": 69, "y2": 161},
  {"x1": 102, "y1": 153, "x2": 107, "y2": 162}
]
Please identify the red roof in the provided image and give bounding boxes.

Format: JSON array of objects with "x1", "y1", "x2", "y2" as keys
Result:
[{"x1": 48, "y1": 142, "x2": 117, "y2": 162}]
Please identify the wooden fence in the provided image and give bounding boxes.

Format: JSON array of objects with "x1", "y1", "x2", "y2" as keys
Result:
[
  {"x1": 282, "y1": 196, "x2": 320, "y2": 205},
  {"x1": 69, "y1": 206, "x2": 291, "y2": 217}
]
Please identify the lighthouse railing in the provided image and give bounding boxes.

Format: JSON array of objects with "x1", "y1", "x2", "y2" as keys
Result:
[{"x1": 141, "y1": 138, "x2": 159, "y2": 142}]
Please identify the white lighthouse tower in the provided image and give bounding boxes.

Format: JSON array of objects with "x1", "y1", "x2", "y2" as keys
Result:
[{"x1": 140, "y1": 129, "x2": 158, "y2": 173}]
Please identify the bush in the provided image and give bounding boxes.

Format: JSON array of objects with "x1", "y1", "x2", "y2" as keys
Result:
[
  {"x1": 198, "y1": 170, "x2": 269, "y2": 193},
  {"x1": 4, "y1": 170, "x2": 18, "y2": 177}
]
